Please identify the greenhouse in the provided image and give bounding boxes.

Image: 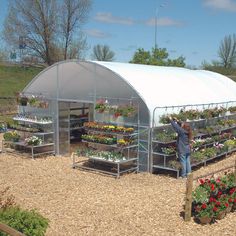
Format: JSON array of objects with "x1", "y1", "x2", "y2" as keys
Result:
[{"x1": 9, "y1": 60, "x2": 236, "y2": 176}]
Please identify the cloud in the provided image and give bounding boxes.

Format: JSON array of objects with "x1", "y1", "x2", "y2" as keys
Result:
[
  {"x1": 94, "y1": 12, "x2": 134, "y2": 25},
  {"x1": 85, "y1": 29, "x2": 111, "y2": 38},
  {"x1": 146, "y1": 17, "x2": 183, "y2": 26},
  {"x1": 203, "y1": 0, "x2": 236, "y2": 12}
]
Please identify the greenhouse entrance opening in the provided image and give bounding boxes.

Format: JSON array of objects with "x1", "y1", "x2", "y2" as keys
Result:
[{"x1": 57, "y1": 101, "x2": 92, "y2": 156}]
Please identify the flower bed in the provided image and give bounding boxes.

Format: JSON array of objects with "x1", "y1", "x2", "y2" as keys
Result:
[{"x1": 192, "y1": 172, "x2": 236, "y2": 224}]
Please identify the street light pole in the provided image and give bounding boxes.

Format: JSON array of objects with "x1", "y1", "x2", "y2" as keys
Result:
[
  {"x1": 154, "y1": 2, "x2": 165, "y2": 51},
  {"x1": 155, "y1": 6, "x2": 158, "y2": 51}
]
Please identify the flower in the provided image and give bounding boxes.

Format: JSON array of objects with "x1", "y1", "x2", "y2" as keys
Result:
[
  {"x1": 3, "y1": 131, "x2": 20, "y2": 142},
  {"x1": 25, "y1": 136, "x2": 42, "y2": 146},
  {"x1": 195, "y1": 202, "x2": 214, "y2": 218}
]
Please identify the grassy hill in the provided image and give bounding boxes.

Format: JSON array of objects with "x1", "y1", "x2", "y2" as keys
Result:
[
  {"x1": 0, "y1": 64, "x2": 43, "y2": 97},
  {"x1": 0, "y1": 64, "x2": 44, "y2": 123}
]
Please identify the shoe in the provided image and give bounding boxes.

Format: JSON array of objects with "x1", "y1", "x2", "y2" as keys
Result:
[{"x1": 179, "y1": 176, "x2": 186, "y2": 179}]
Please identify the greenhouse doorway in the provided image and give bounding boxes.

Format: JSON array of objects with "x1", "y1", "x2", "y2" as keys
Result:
[{"x1": 57, "y1": 101, "x2": 92, "y2": 156}]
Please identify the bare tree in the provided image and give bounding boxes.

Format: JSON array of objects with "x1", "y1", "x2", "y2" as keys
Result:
[
  {"x1": 218, "y1": 34, "x2": 236, "y2": 68},
  {"x1": 2, "y1": 0, "x2": 91, "y2": 65},
  {"x1": 60, "y1": 0, "x2": 91, "y2": 60},
  {"x1": 92, "y1": 44, "x2": 115, "y2": 61}
]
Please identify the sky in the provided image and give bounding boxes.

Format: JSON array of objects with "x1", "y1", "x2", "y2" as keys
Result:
[{"x1": 1, "y1": 0, "x2": 236, "y2": 67}]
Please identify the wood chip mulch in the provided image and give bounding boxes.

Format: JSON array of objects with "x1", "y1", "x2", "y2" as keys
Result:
[{"x1": 0, "y1": 134, "x2": 236, "y2": 236}]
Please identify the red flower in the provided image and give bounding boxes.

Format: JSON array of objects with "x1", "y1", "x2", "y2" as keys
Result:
[
  {"x1": 211, "y1": 184, "x2": 215, "y2": 191},
  {"x1": 209, "y1": 197, "x2": 216, "y2": 202},
  {"x1": 201, "y1": 203, "x2": 207, "y2": 209},
  {"x1": 216, "y1": 201, "x2": 221, "y2": 206},
  {"x1": 228, "y1": 198, "x2": 233, "y2": 203},
  {"x1": 229, "y1": 188, "x2": 235, "y2": 195},
  {"x1": 213, "y1": 207, "x2": 218, "y2": 212},
  {"x1": 217, "y1": 191, "x2": 222, "y2": 197},
  {"x1": 234, "y1": 199, "x2": 236, "y2": 203},
  {"x1": 225, "y1": 203, "x2": 229, "y2": 207}
]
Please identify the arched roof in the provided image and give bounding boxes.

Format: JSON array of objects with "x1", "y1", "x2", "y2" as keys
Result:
[
  {"x1": 95, "y1": 61, "x2": 236, "y2": 107},
  {"x1": 24, "y1": 60, "x2": 236, "y2": 126}
]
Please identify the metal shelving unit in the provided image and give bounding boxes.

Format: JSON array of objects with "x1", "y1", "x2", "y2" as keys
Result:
[{"x1": 151, "y1": 104, "x2": 236, "y2": 178}]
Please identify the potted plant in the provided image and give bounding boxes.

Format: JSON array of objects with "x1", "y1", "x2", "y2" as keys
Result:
[
  {"x1": 228, "y1": 106, "x2": 236, "y2": 114},
  {"x1": 19, "y1": 96, "x2": 28, "y2": 106},
  {"x1": 25, "y1": 136, "x2": 43, "y2": 146},
  {"x1": 194, "y1": 202, "x2": 214, "y2": 224},
  {"x1": 95, "y1": 99, "x2": 108, "y2": 113},
  {"x1": 3, "y1": 131, "x2": 20, "y2": 142},
  {"x1": 168, "y1": 160, "x2": 181, "y2": 170}
]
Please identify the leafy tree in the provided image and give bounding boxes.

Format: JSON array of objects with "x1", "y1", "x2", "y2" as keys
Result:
[
  {"x1": 2, "y1": 0, "x2": 91, "y2": 65},
  {"x1": 129, "y1": 48, "x2": 151, "y2": 64},
  {"x1": 129, "y1": 47, "x2": 185, "y2": 67},
  {"x1": 92, "y1": 44, "x2": 115, "y2": 61},
  {"x1": 218, "y1": 34, "x2": 236, "y2": 68}
]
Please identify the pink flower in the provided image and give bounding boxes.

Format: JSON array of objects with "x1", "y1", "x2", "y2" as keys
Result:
[{"x1": 199, "y1": 179, "x2": 204, "y2": 184}]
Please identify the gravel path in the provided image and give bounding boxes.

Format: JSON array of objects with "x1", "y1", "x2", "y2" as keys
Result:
[{"x1": 0, "y1": 137, "x2": 235, "y2": 236}]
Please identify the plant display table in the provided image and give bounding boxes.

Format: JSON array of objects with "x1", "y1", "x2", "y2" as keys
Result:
[
  {"x1": 1, "y1": 140, "x2": 54, "y2": 159},
  {"x1": 72, "y1": 155, "x2": 138, "y2": 178}
]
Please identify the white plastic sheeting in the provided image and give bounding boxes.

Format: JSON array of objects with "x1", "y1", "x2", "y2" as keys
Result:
[{"x1": 23, "y1": 60, "x2": 236, "y2": 127}]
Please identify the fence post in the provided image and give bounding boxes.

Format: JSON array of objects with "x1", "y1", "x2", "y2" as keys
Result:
[{"x1": 184, "y1": 173, "x2": 193, "y2": 222}]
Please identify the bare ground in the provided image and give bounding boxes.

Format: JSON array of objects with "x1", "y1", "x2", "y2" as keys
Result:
[{"x1": 0, "y1": 135, "x2": 236, "y2": 236}]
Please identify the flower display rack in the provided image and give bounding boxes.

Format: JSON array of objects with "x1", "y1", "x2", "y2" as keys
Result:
[
  {"x1": 73, "y1": 121, "x2": 139, "y2": 177},
  {"x1": 3, "y1": 96, "x2": 55, "y2": 159},
  {"x1": 151, "y1": 103, "x2": 236, "y2": 178}
]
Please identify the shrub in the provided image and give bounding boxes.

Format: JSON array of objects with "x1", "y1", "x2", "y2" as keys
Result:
[{"x1": 0, "y1": 207, "x2": 49, "y2": 236}]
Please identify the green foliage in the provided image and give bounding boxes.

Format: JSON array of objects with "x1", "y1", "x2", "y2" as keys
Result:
[
  {"x1": 192, "y1": 186, "x2": 210, "y2": 204},
  {"x1": 0, "y1": 207, "x2": 49, "y2": 236},
  {"x1": 155, "y1": 129, "x2": 176, "y2": 142},
  {"x1": 3, "y1": 130, "x2": 20, "y2": 142},
  {"x1": 129, "y1": 47, "x2": 186, "y2": 67}
]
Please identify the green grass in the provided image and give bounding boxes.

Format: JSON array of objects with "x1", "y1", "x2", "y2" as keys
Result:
[{"x1": 0, "y1": 64, "x2": 43, "y2": 97}]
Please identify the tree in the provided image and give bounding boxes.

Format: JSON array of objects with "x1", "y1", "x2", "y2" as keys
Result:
[
  {"x1": 60, "y1": 0, "x2": 91, "y2": 60},
  {"x1": 2, "y1": 0, "x2": 91, "y2": 65},
  {"x1": 92, "y1": 44, "x2": 115, "y2": 61},
  {"x1": 129, "y1": 47, "x2": 185, "y2": 67},
  {"x1": 218, "y1": 34, "x2": 236, "y2": 68}
]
